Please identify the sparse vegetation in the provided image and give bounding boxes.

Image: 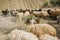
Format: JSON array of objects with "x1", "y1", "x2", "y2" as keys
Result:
[
  {"x1": 50, "y1": 0, "x2": 57, "y2": 6},
  {"x1": 43, "y1": 2, "x2": 48, "y2": 7},
  {"x1": 56, "y1": 0, "x2": 60, "y2": 6},
  {"x1": 50, "y1": 0, "x2": 60, "y2": 6},
  {"x1": 24, "y1": 14, "x2": 36, "y2": 21}
]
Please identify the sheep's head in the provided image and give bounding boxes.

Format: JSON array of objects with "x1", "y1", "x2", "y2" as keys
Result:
[{"x1": 24, "y1": 14, "x2": 36, "y2": 24}]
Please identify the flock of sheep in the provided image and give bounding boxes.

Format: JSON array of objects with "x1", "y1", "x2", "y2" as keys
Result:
[{"x1": 1, "y1": 8, "x2": 60, "y2": 40}]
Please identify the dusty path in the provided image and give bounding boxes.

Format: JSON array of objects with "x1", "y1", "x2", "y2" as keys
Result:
[
  {"x1": 0, "y1": 15, "x2": 17, "y2": 34},
  {"x1": 0, "y1": 15, "x2": 17, "y2": 40}
]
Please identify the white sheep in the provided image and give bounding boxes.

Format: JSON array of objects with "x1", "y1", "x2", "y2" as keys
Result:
[
  {"x1": 30, "y1": 19, "x2": 36, "y2": 25},
  {"x1": 32, "y1": 11, "x2": 40, "y2": 16},
  {"x1": 39, "y1": 11, "x2": 49, "y2": 17},
  {"x1": 16, "y1": 12, "x2": 24, "y2": 21},
  {"x1": 39, "y1": 34, "x2": 59, "y2": 40},
  {"x1": 24, "y1": 11, "x2": 30, "y2": 17},
  {"x1": 8, "y1": 29, "x2": 39, "y2": 40}
]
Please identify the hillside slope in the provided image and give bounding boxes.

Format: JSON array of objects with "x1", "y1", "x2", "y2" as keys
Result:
[{"x1": 0, "y1": 0, "x2": 50, "y2": 10}]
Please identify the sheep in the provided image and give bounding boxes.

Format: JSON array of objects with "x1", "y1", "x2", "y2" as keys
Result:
[
  {"x1": 39, "y1": 11, "x2": 49, "y2": 17},
  {"x1": 35, "y1": 18, "x2": 40, "y2": 24},
  {"x1": 32, "y1": 11, "x2": 41, "y2": 17},
  {"x1": 32, "y1": 11, "x2": 49, "y2": 17},
  {"x1": 2, "y1": 9, "x2": 9, "y2": 16},
  {"x1": 31, "y1": 9, "x2": 42, "y2": 12},
  {"x1": 25, "y1": 9, "x2": 30, "y2": 12},
  {"x1": 16, "y1": 12, "x2": 24, "y2": 21},
  {"x1": 10, "y1": 10, "x2": 17, "y2": 17},
  {"x1": 48, "y1": 10, "x2": 57, "y2": 16},
  {"x1": 24, "y1": 17, "x2": 36, "y2": 25},
  {"x1": 29, "y1": 18, "x2": 36, "y2": 25},
  {"x1": 25, "y1": 18, "x2": 40, "y2": 25},
  {"x1": 47, "y1": 9, "x2": 60, "y2": 20},
  {"x1": 25, "y1": 18, "x2": 31, "y2": 24},
  {"x1": 39, "y1": 34, "x2": 59, "y2": 40},
  {"x1": 8, "y1": 29, "x2": 39, "y2": 40},
  {"x1": 29, "y1": 24, "x2": 56, "y2": 37},
  {"x1": 38, "y1": 9, "x2": 42, "y2": 11},
  {"x1": 16, "y1": 23, "x2": 56, "y2": 37},
  {"x1": 24, "y1": 14, "x2": 37, "y2": 25},
  {"x1": 19, "y1": 9, "x2": 23, "y2": 12},
  {"x1": 23, "y1": 11, "x2": 30, "y2": 18},
  {"x1": 16, "y1": 9, "x2": 20, "y2": 13}
]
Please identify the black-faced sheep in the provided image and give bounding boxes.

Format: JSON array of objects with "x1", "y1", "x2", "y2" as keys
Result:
[
  {"x1": 2, "y1": 9, "x2": 9, "y2": 16},
  {"x1": 47, "y1": 9, "x2": 60, "y2": 20}
]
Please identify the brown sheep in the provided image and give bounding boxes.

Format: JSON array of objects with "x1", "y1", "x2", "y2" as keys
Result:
[
  {"x1": 30, "y1": 24, "x2": 56, "y2": 37},
  {"x1": 16, "y1": 23, "x2": 56, "y2": 37},
  {"x1": 32, "y1": 11, "x2": 49, "y2": 17},
  {"x1": 48, "y1": 10, "x2": 60, "y2": 16},
  {"x1": 47, "y1": 9, "x2": 60, "y2": 19},
  {"x1": 35, "y1": 18, "x2": 40, "y2": 24}
]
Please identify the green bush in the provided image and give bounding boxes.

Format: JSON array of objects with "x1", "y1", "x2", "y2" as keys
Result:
[
  {"x1": 43, "y1": 2, "x2": 48, "y2": 7},
  {"x1": 57, "y1": 0, "x2": 60, "y2": 5},
  {"x1": 50, "y1": 0, "x2": 57, "y2": 6},
  {"x1": 50, "y1": 0, "x2": 60, "y2": 6}
]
